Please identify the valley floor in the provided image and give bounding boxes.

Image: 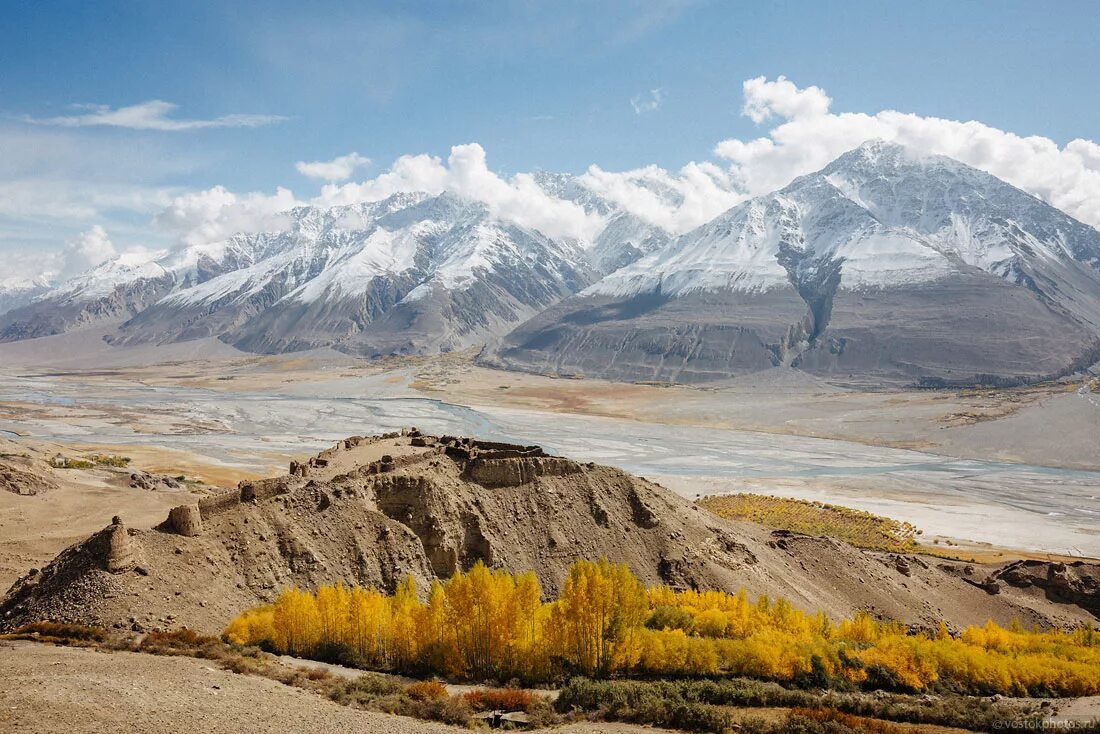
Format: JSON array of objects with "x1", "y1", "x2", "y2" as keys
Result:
[{"x1": 0, "y1": 333, "x2": 1096, "y2": 591}]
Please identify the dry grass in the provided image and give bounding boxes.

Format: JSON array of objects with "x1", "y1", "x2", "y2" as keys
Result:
[
  {"x1": 2, "y1": 621, "x2": 107, "y2": 643},
  {"x1": 403, "y1": 679, "x2": 448, "y2": 701},
  {"x1": 462, "y1": 686, "x2": 536, "y2": 711},
  {"x1": 698, "y1": 493, "x2": 923, "y2": 554}
]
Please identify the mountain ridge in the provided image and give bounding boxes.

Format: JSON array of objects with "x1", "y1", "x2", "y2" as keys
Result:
[
  {"x1": 4, "y1": 142, "x2": 1100, "y2": 385},
  {"x1": 489, "y1": 141, "x2": 1100, "y2": 385}
]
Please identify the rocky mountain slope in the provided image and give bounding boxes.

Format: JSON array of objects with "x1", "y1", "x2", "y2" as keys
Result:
[
  {"x1": 110, "y1": 194, "x2": 596, "y2": 355},
  {"x1": 489, "y1": 142, "x2": 1100, "y2": 385},
  {"x1": 0, "y1": 179, "x2": 673, "y2": 356},
  {"x1": 533, "y1": 172, "x2": 673, "y2": 273},
  {"x1": 2, "y1": 431, "x2": 1094, "y2": 635},
  {"x1": 0, "y1": 277, "x2": 51, "y2": 317},
  {"x1": 0, "y1": 193, "x2": 599, "y2": 355}
]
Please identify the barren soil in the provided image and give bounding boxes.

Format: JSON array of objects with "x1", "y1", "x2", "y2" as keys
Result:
[{"x1": 0, "y1": 641, "x2": 681, "y2": 734}]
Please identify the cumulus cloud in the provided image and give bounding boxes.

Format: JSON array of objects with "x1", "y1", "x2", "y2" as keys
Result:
[
  {"x1": 24, "y1": 100, "x2": 286, "y2": 131},
  {"x1": 740, "y1": 75, "x2": 830, "y2": 124},
  {"x1": 316, "y1": 143, "x2": 603, "y2": 240},
  {"x1": 155, "y1": 185, "x2": 301, "y2": 246},
  {"x1": 133, "y1": 76, "x2": 1100, "y2": 263},
  {"x1": 630, "y1": 88, "x2": 665, "y2": 115},
  {"x1": 295, "y1": 152, "x2": 371, "y2": 182},
  {"x1": 715, "y1": 76, "x2": 1100, "y2": 228},
  {"x1": 48, "y1": 225, "x2": 160, "y2": 282},
  {"x1": 53, "y1": 225, "x2": 117, "y2": 279},
  {"x1": 572, "y1": 76, "x2": 1100, "y2": 236},
  {"x1": 580, "y1": 161, "x2": 740, "y2": 233}
]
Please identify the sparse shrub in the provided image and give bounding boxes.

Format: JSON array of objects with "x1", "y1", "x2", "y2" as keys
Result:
[
  {"x1": 406, "y1": 695, "x2": 473, "y2": 726},
  {"x1": 87, "y1": 454, "x2": 131, "y2": 468},
  {"x1": 58, "y1": 459, "x2": 95, "y2": 469},
  {"x1": 792, "y1": 708, "x2": 909, "y2": 734},
  {"x1": 305, "y1": 667, "x2": 332, "y2": 682},
  {"x1": 697, "y1": 494, "x2": 925, "y2": 554},
  {"x1": 5, "y1": 621, "x2": 107, "y2": 643},
  {"x1": 462, "y1": 686, "x2": 536, "y2": 712},
  {"x1": 313, "y1": 641, "x2": 361, "y2": 668},
  {"x1": 138, "y1": 628, "x2": 221, "y2": 657},
  {"x1": 404, "y1": 679, "x2": 448, "y2": 701},
  {"x1": 524, "y1": 695, "x2": 558, "y2": 727},
  {"x1": 223, "y1": 654, "x2": 267, "y2": 676}
]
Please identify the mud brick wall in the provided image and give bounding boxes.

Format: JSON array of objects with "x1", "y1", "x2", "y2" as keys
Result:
[{"x1": 466, "y1": 456, "x2": 581, "y2": 488}]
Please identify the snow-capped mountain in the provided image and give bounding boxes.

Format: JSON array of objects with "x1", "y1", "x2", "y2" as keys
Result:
[
  {"x1": 6, "y1": 143, "x2": 1100, "y2": 383},
  {"x1": 0, "y1": 255, "x2": 175, "y2": 341},
  {"x1": 532, "y1": 172, "x2": 673, "y2": 274},
  {"x1": 111, "y1": 192, "x2": 595, "y2": 354},
  {"x1": 0, "y1": 276, "x2": 51, "y2": 316},
  {"x1": 490, "y1": 141, "x2": 1100, "y2": 385},
  {"x1": 0, "y1": 173, "x2": 669, "y2": 353},
  {"x1": 0, "y1": 192, "x2": 597, "y2": 355}
]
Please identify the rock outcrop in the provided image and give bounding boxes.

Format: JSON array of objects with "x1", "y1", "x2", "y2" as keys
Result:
[
  {"x1": 994, "y1": 560, "x2": 1100, "y2": 614},
  {"x1": 0, "y1": 460, "x2": 57, "y2": 496}
]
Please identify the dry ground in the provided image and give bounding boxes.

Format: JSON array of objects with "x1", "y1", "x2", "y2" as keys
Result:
[
  {"x1": 0, "y1": 641, "x2": 676, "y2": 734},
  {"x1": 0, "y1": 448, "x2": 205, "y2": 591}
]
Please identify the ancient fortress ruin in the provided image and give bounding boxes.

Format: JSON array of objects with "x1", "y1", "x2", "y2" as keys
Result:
[{"x1": 159, "y1": 429, "x2": 581, "y2": 538}]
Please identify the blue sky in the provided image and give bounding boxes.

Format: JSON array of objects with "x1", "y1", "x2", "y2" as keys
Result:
[{"x1": 3, "y1": 0, "x2": 1100, "y2": 277}]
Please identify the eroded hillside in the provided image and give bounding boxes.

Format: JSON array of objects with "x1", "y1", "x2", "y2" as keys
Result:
[{"x1": 2, "y1": 431, "x2": 1096, "y2": 635}]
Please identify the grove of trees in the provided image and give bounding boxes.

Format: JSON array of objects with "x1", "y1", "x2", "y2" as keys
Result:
[{"x1": 224, "y1": 559, "x2": 1100, "y2": 696}]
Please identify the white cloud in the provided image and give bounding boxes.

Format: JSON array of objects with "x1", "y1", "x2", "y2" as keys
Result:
[
  {"x1": 24, "y1": 100, "x2": 286, "y2": 131},
  {"x1": 580, "y1": 161, "x2": 740, "y2": 233},
  {"x1": 295, "y1": 152, "x2": 371, "y2": 181},
  {"x1": 740, "y1": 75, "x2": 830, "y2": 124},
  {"x1": 316, "y1": 143, "x2": 603, "y2": 240},
  {"x1": 155, "y1": 185, "x2": 301, "y2": 246},
  {"x1": 57, "y1": 225, "x2": 117, "y2": 279},
  {"x1": 9, "y1": 225, "x2": 163, "y2": 283},
  {"x1": 716, "y1": 76, "x2": 1100, "y2": 229},
  {"x1": 630, "y1": 88, "x2": 665, "y2": 115},
  {"x1": 573, "y1": 76, "x2": 1100, "y2": 236},
  {"x1": 15, "y1": 75, "x2": 1100, "y2": 288}
]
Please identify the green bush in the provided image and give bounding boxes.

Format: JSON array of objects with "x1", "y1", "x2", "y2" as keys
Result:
[{"x1": 646, "y1": 605, "x2": 697, "y2": 632}]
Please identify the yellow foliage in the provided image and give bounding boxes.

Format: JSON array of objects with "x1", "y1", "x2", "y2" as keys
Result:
[
  {"x1": 225, "y1": 560, "x2": 1100, "y2": 695},
  {"x1": 223, "y1": 604, "x2": 274, "y2": 646}
]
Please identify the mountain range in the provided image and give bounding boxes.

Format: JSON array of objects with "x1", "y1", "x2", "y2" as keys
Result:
[{"x1": 4, "y1": 141, "x2": 1100, "y2": 386}]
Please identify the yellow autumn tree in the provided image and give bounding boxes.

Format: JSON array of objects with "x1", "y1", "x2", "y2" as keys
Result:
[{"x1": 225, "y1": 558, "x2": 1100, "y2": 696}]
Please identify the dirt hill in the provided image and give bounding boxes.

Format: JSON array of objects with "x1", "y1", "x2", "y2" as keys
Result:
[{"x1": 2, "y1": 431, "x2": 1096, "y2": 635}]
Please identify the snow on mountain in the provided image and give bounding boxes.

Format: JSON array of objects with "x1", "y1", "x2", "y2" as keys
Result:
[
  {"x1": 101, "y1": 192, "x2": 594, "y2": 355},
  {"x1": 49, "y1": 252, "x2": 169, "y2": 300},
  {"x1": 587, "y1": 140, "x2": 1100, "y2": 300},
  {"x1": 0, "y1": 276, "x2": 51, "y2": 316},
  {"x1": 531, "y1": 171, "x2": 673, "y2": 274},
  {"x1": 7, "y1": 143, "x2": 1100, "y2": 378},
  {"x1": 0, "y1": 171, "x2": 670, "y2": 348},
  {"x1": 491, "y1": 141, "x2": 1100, "y2": 385}
]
